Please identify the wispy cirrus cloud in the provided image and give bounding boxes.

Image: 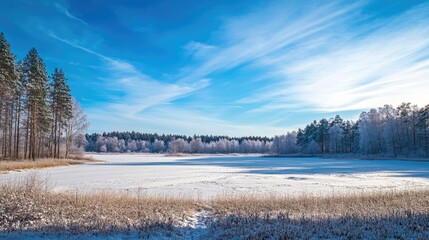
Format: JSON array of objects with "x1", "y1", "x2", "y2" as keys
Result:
[
  {"x1": 241, "y1": 1, "x2": 429, "y2": 112},
  {"x1": 53, "y1": 2, "x2": 88, "y2": 25},
  {"x1": 89, "y1": 105, "x2": 285, "y2": 136},
  {"x1": 184, "y1": 41, "x2": 217, "y2": 60},
  {"x1": 179, "y1": 1, "x2": 362, "y2": 84},
  {"x1": 181, "y1": 1, "x2": 429, "y2": 114},
  {"x1": 46, "y1": 32, "x2": 210, "y2": 118},
  {"x1": 240, "y1": 2, "x2": 429, "y2": 112}
]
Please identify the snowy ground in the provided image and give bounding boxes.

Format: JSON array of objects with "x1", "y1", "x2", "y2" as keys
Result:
[{"x1": 1, "y1": 154, "x2": 429, "y2": 197}]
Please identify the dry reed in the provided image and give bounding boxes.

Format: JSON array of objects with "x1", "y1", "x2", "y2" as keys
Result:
[
  {"x1": 1, "y1": 175, "x2": 429, "y2": 239},
  {"x1": 0, "y1": 158, "x2": 98, "y2": 172}
]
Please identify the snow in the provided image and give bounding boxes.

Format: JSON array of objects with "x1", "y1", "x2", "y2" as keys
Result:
[
  {"x1": 175, "y1": 210, "x2": 209, "y2": 239},
  {"x1": 1, "y1": 154, "x2": 429, "y2": 197}
]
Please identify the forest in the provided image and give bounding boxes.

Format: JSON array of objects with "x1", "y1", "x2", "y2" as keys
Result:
[
  {"x1": 85, "y1": 132, "x2": 272, "y2": 154},
  {"x1": 85, "y1": 103, "x2": 429, "y2": 157},
  {"x1": 0, "y1": 33, "x2": 88, "y2": 160}
]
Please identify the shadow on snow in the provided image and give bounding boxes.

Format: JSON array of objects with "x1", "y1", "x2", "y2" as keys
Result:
[{"x1": 98, "y1": 156, "x2": 429, "y2": 179}]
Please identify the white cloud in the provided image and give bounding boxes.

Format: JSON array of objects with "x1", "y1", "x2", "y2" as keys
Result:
[
  {"x1": 178, "y1": 1, "x2": 362, "y2": 84},
  {"x1": 234, "y1": 2, "x2": 429, "y2": 112},
  {"x1": 46, "y1": 27, "x2": 284, "y2": 136},
  {"x1": 47, "y1": 32, "x2": 210, "y2": 120},
  {"x1": 179, "y1": 1, "x2": 429, "y2": 113},
  {"x1": 184, "y1": 41, "x2": 217, "y2": 60},
  {"x1": 54, "y1": 3, "x2": 88, "y2": 25},
  {"x1": 88, "y1": 106, "x2": 285, "y2": 137}
]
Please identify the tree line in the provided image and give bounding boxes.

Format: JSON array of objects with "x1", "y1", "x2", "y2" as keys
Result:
[
  {"x1": 85, "y1": 103, "x2": 429, "y2": 158},
  {"x1": 85, "y1": 132, "x2": 271, "y2": 146},
  {"x1": 274, "y1": 103, "x2": 429, "y2": 157},
  {"x1": 87, "y1": 135, "x2": 271, "y2": 154},
  {"x1": 85, "y1": 132, "x2": 272, "y2": 153},
  {"x1": 0, "y1": 32, "x2": 88, "y2": 160}
]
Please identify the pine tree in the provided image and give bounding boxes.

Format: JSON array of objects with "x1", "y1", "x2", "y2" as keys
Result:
[
  {"x1": 23, "y1": 48, "x2": 50, "y2": 160},
  {"x1": 296, "y1": 128, "x2": 306, "y2": 147},
  {"x1": 14, "y1": 61, "x2": 25, "y2": 159},
  {"x1": 49, "y1": 68, "x2": 72, "y2": 158},
  {"x1": 0, "y1": 32, "x2": 18, "y2": 160},
  {"x1": 317, "y1": 118, "x2": 329, "y2": 153},
  {"x1": 418, "y1": 105, "x2": 429, "y2": 157}
]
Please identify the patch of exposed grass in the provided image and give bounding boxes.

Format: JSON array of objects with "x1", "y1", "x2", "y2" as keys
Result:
[{"x1": 0, "y1": 158, "x2": 99, "y2": 173}]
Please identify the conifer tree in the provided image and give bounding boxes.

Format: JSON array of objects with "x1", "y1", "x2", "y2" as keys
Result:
[
  {"x1": 49, "y1": 68, "x2": 73, "y2": 158},
  {"x1": 23, "y1": 48, "x2": 49, "y2": 160},
  {"x1": 0, "y1": 32, "x2": 18, "y2": 159},
  {"x1": 14, "y1": 61, "x2": 25, "y2": 159}
]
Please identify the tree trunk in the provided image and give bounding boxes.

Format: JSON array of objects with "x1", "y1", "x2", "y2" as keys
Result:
[
  {"x1": 15, "y1": 98, "x2": 21, "y2": 159},
  {"x1": 53, "y1": 108, "x2": 58, "y2": 158},
  {"x1": 2, "y1": 102, "x2": 8, "y2": 159},
  {"x1": 48, "y1": 110, "x2": 55, "y2": 158},
  {"x1": 31, "y1": 102, "x2": 37, "y2": 161},
  {"x1": 8, "y1": 101, "x2": 14, "y2": 158},
  {"x1": 24, "y1": 112, "x2": 30, "y2": 160},
  {"x1": 65, "y1": 123, "x2": 72, "y2": 158},
  {"x1": 57, "y1": 117, "x2": 61, "y2": 158},
  {"x1": 37, "y1": 131, "x2": 42, "y2": 159}
]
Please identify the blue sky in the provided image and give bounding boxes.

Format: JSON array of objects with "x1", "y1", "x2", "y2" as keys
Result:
[{"x1": 1, "y1": 0, "x2": 429, "y2": 136}]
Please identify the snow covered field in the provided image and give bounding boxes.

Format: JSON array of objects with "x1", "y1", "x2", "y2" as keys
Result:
[{"x1": 1, "y1": 154, "x2": 429, "y2": 197}]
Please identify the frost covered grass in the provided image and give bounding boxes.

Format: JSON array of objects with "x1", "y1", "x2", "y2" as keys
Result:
[
  {"x1": 1, "y1": 175, "x2": 429, "y2": 239},
  {"x1": 0, "y1": 174, "x2": 198, "y2": 238},
  {"x1": 208, "y1": 192, "x2": 429, "y2": 239},
  {"x1": 0, "y1": 158, "x2": 97, "y2": 173}
]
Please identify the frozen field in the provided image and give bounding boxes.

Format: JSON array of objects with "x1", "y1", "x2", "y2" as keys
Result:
[{"x1": 1, "y1": 154, "x2": 429, "y2": 197}]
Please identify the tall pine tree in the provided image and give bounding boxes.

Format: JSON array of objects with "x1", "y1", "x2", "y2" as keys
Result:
[
  {"x1": 23, "y1": 48, "x2": 49, "y2": 160},
  {"x1": 0, "y1": 32, "x2": 18, "y2": 159},
  {"x1": 49, "y1": 68, "x2": 72, "y2": 158}
]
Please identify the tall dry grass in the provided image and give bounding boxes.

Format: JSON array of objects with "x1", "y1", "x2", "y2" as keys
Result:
[
  {"x1": 0, "y1": 173, "x2": 198, "y2": 238},
  {"x1": 210, "y1": 191, "x2": 429, "y2": 218},
  {"x1": 1, "y1": 175, "x2": 429, "y2": 239},
  {"x1": 208, "y1": 192, "x2": 429, "y2": 239},
  {"x1": 0, "y1": 158, "x2": 98, "y2": 173}
]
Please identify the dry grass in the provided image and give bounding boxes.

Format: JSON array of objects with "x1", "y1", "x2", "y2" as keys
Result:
[
  {"x1": 0, "y1": 174, "x2": 199, "y2": 238},
  {"x1": 1, "y1": 175, "x2": 429, "y2": 239},
  {"x1": 210, "y1": 191, "x2": 429, "y2": 218},
  {"x1": 0, "y1": 158, "x2": 99, "y2": 172},
  {"x1": 208, "y1": 192, "x2": 429, "y2": 239}
]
